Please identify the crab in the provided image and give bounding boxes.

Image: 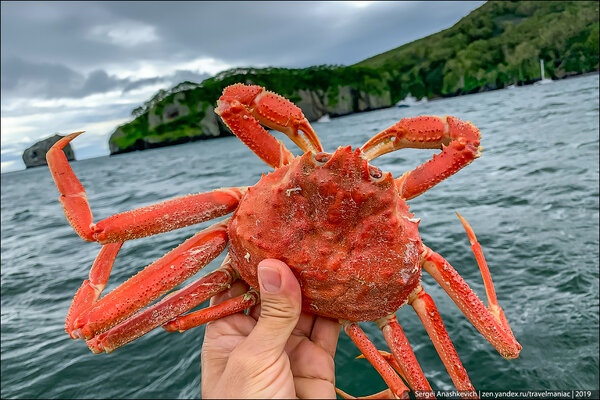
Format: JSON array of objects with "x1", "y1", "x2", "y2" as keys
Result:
[{"x1": 47, "y1": 83, "x2": 521, "y2": 399}]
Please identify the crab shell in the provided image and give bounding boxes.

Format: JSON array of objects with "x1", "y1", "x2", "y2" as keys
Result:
[{"x1": 228, "y1": 146, "x2": 423, "y2": 322}]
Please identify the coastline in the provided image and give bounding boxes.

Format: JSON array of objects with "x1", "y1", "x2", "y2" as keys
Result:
[
  {"x1": 4, "y1": 70, "x2": 597, "y2": 175},
  {"x1": 106, "y1": 69, "x2": 599, "y2": 155}
]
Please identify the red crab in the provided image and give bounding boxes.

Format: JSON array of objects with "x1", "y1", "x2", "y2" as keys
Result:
[{"x1": 47, "y1": 83, "x2": 521, "y2": 399}]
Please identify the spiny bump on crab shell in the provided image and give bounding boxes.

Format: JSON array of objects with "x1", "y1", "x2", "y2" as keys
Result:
[
  {"x1": 219, "y1": 83, "x2": 263, "y2": 106},
  {"x1": 254, "y1": 89, "x2": 304, "y2": 124},
  {"x1": 228, "y1": 147, "x2": 424, "y2": 322}
]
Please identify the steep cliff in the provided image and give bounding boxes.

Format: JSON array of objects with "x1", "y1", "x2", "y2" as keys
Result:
[
  {"x1": 109, "y1": 99, "x2": 229, "y2": 154},
  {"x1": 295, "y1": 85, "x2": 392, "y2": 121},
  {"x1": 23, "y1": 134, "x2": 75, "y2": 168},
  {"x1": 109, "y1": 67, "x2": 392, "y2": 154}
]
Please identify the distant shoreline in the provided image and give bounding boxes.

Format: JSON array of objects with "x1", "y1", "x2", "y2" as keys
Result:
[
  {"x1": 109, "y1": 68, "x2": 599, "y2": 155},
  {"x1": 4, "y1": 70, "x2": 598, "y2": 175},
  {"x1": 429, "y1": 69, "x2": 599, "y2": 101}
]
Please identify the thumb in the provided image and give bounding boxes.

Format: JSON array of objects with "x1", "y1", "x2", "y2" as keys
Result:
[{"x1": 243, "y1": 259, "x2": 302, "y2": 358}]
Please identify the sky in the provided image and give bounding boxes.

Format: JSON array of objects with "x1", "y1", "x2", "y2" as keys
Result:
[{"x1": 1, "y1": 1, "x2": 484, "y2": 173}]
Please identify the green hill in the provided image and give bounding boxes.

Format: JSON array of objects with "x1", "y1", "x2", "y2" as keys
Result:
[
  {"x1": 109, "y1": 1, "x2": 599, "y2": 154},
  {"x1": 355, "y1": 1, "x2": 599, "y2": 98}
]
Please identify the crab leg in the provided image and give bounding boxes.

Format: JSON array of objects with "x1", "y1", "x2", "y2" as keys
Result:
[
  {"x1": 47, "y1": 132, "x2": 245, "y2": 243},
  {"x1": 422, "y1": 218, "x2": 521, "y2": 360},
  {"x1": 377, "y1": 314, "x2": 433, "y2": 395},
  {"x1": 342, "y1": 321, "x2": 410, "y2": 399},
  {"x1": 335, "y1": 387, "x2": 399, "y2": 400},
  {"x1": 409, "y1": 286, "x2": 477, "y2": 398},
  {"x1": 360, "y1": 116, "x2": 481, "y2": 200},
  {"x1": 71, "y1": 220, "x2": 228, "y2": 340},
  {"x1": 65, "y1": 242, "x2": 124, "y2": 338},
  {"x1": 163, "y1": 288, "x2": 260, "y2": 332},
  {"x1": 216, "y1": 83, "x2": 323, "y2": 168},
  {"x1": 86, "y1": 257, "x2": 238, "y2": 353},
  {"x1": 456, "y1": 212, "x2": 518, "y2": 337},
  {"x1": 358, "y1": 350, "x2": 408, "y2": 382},
  {"x1": 335, "y1": 350, "x2": 415, "y2": 400}
]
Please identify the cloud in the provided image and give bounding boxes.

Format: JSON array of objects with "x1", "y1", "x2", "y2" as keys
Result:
[
  {"x1": 1, "y1": 58, "x2": 120, "y2": 100},
  {"x1": 1, "y1": 58, "x2": 84, "y2": 97},
  {"x1": 122, "y1": 77, "x2": 164, "y2": 93},
  {"x1": 77, "y1": 70, "x2": 128, "y2": 97},
  {"x1": 1, "y1": 1, "x2": 485, "y2": 173},
  {"x1": 2, "y1": 2, "x2": 484, "y2": 71},
  {"x1": 1, "y1": 58, "x2": 213, "y2": 102},
  {"x1": 88, "y1": 20, "x2": 159, "y2": 47},
  {"x1": 1, "y1": 160, "x2": 17, "y2": 170},
  {"x1": 169, "y1": 70, "x2": 211, "y2": 86}
]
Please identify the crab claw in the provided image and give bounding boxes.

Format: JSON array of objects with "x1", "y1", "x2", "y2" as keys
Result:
[
  {"x1": 216, "y1": 84, "x2": 323, "y2": 168},
  {"x1": 46, "y1": 131, "x2": 95, "y2": 241},
  {"x1": 251, "y1": 88, "x2": 323, "y2": 154}
]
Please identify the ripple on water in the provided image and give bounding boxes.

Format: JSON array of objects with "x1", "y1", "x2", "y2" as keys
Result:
[{"x1": 1, "y1": 74, "x2": 598, "y2": 398}]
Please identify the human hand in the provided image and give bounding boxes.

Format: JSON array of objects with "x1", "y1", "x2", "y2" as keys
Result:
[{"x1": 201, "y1": 259, "x2": 341, "y2": 399}]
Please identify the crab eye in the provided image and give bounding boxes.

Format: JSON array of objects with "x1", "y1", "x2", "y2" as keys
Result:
[
  {"x1": 369, "y1": 165, "x2": 383, "y2": 179},
  {"x1": 314, "y1": 152, "x2": 330, "y2": 164}
]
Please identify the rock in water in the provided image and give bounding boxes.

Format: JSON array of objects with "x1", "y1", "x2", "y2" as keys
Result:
[{"x1": 22, "y1": 134, "x2": 75, "y2": 168}]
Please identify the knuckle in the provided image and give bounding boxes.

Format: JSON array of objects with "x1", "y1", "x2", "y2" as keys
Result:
[{"x1": 261, "y1": 298, "x2": 300, "y2": 320}]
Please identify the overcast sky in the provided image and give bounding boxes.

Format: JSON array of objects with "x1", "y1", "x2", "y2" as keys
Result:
[{"x1": 1, "y1": 1, "x2": 484, "y2": 172}]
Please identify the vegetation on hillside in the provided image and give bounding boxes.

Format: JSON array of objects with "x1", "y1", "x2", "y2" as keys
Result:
[
  {"x1": 112, "y1": 1, "x2": 599, "y2": 152},
  {"x1": 133, "y1": 65, "x2": 388, "y2": 118},
  {"x1": 111, "y1": 66, "x2": 388, "y2": 151},
  {"x1": 357, "y1": 1, "x2": 599, "y2": 99}
]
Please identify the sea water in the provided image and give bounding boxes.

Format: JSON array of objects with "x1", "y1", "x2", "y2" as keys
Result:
[{"x1": 1, "y1": 74, "x2": 598, "y2": 398}]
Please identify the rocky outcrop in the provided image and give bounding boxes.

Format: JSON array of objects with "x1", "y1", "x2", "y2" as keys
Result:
[
  {"x1": 108, "y1": 84, "x2": 392, "y2": 155},
  {"x1": 22, "y1": 134, "x2": 75, "y2": 168},
  {"x1": 296, "y1": 85, "x2": 392, "y2": 121},
  {"x1": 148, "y1": 92, "x2": 191, "y2": 130},
  {"x1": 109, "y1": 98, "x2": 233, "y2": 155}
]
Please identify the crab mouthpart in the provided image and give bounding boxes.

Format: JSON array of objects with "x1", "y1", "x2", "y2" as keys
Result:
[{"x1": 311, "y1": 146, "x2": 392, "y2": 184}]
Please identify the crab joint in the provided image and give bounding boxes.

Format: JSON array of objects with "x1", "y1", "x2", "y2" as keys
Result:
[
  {"x1": 368, "y1": 165, "x2": 383, "y2": 179},
  {"x1": 314, "y1": 152, "x2": 331, "y2": 163}
]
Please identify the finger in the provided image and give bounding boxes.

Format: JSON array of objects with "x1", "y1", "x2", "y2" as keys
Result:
[
  {"x1": 293, "y1": 312, "x2": 316, "y2": 338},
  {"x1": 248, "y1": 303, "x2": 261, "y2": 320},
  {"x1": 202, "y1": 281, "x2": 251, "y2": 398},
  {"x1": 209, "y1": 280, "x2": 249, "y2": 307},
  {"x1": 250, "y1": 285, "x2": 314, "y2": 334},
  {"x1": 311, "y1": 315, "x2": 341, "y2": 358},
  {"x1": 240, "y1": 259, "x2": 302, "y2": 359},
  {"x1": 295, "y1": 376, "x2": 336, "y2": 399}
]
